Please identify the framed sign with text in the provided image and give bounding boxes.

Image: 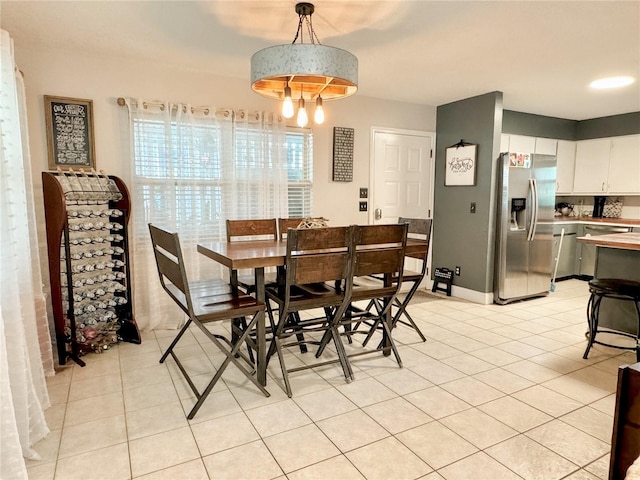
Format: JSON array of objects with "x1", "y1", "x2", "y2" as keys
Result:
[
  {"x1": 445, "y1": 142, "x2": 477, "y2": 186},
  {"x1": 44, "y1": 95, "x2": 96, "y2": 170}
]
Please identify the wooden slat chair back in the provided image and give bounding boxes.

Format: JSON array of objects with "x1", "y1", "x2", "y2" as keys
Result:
[
  {"x1": 226, "y1": 218, "x2": 278, "y2": 242},
  {"x1": 225, "y1": 218, "x2": 278, "y2": 293},
  {"x1": 278, "y1": 217, "x2": 305, "y2": 240},
  {"x1": 325, "y1": 223, "x2": 408, "y2": 372},
  {"x1": 266, "y1": 225, "x2": 356, "y2": 396},
  {"x1": 149, "y1": 224, "x2": 269, "y2": 418}
]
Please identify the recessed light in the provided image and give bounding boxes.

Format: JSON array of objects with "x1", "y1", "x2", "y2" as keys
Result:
[{"x1": 589, "y1": 76, "x2": 635, "y2": 90}]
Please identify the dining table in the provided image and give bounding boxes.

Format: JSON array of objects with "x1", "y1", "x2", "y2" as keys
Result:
[{"x1": 197, "y1": 236, "x2": 430, "y2": 386}]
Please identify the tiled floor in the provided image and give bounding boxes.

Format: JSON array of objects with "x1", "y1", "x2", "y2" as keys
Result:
[{"x1": 28, "y1": 279, "x2": 637, "y2": 480}]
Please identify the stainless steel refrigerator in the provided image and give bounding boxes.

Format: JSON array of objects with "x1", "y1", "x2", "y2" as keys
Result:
[{"x1": 494, "y1": 152, "x2": 556, "y2": 304}]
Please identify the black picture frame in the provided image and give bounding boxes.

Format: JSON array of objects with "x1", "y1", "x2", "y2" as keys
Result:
[{"x1": 445, "y1": 143, "x2": 477, "y2": 186}]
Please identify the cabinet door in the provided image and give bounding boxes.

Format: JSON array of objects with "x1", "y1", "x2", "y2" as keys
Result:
[
  {"x1": 556, "y1": 140, "x2": 576, "y2": 194},
  {"x1": 500, "y1": 134, "x2": 510, "y2": 153},
  {"x1": 573, "y1": 138, "x2": 611, "y2": 193},
  {"x1": 608, "y1": 135, "x2": 640, "y2": 194},
  {"x1": 508, "y1": 135, "x2": 536, "y2": 153},
  {"x1": 535, "y1": 137, "x2": 557, "y2": 155}
]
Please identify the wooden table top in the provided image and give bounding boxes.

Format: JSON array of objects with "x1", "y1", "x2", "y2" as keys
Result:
[
  {"x1": 197, "y1": 237, "x2": 429, "y2": 269},
  {"x1": 577, "y1": 232, "x2": 640, "y2": 251}
]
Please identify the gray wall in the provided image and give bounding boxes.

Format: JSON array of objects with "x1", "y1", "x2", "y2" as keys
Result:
[
  {"x1": 504, "y1": 110, "x2": 640, "y2": 140},
  {"x1": 433, "y1": 92, "x2": 503, "y2": 294}
]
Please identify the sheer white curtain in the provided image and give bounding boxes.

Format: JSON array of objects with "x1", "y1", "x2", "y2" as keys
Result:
[
  {"x1": 1, "y1": 29, "x2": 53, "y2": 480},
  {"x1": 125, "y1": 99, "x2": 288, "y2": 331}
]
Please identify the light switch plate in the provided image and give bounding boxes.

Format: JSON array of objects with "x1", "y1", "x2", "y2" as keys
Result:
[
  {"x1": 359, "y1": 201, "x2": 368, "y2": 212},
  {"x1": 359, "y1": 188, "x2": 368, "y2": 199}
]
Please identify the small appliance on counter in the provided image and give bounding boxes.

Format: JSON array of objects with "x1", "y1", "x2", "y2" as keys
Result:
[
  {"x1": 555, "y1": 202, "x2": 574, "y2": 217},
  {"x1": 593, "y1": 196, "x2": 606, "y2": 218}
]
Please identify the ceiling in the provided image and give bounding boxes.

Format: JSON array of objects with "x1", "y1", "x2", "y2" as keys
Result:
[{"x1": 2, "y1": 0, "x2": 639, "y2": 121}]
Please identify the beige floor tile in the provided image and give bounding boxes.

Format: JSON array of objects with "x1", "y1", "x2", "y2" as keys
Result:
[
  {"x1": 191, "y1": 411, "x2": 259, "y2": 456},
  {"x1": 561, "y1": 469, "x2": 601, "y2": 479},
  {"x1": 264, "y1": 424, "x2": 340, "y2": 473},
  {"x1": 528, "y1": 352, "x2": 586, "y2": 374},
  {"x1": 121, "y1": 363, "x2": 171, "y2": 390},
  {"x1": 25, "y1": 429, "x2": 61, "y2": 467},
  {"x1": 568, "y1": 366, "x2": 618, "y2": 392},
  {"x1": 405, "y1": 386, "x2": 471, "y2": 419},
  {"x1": 317, "y1": 409, "x2": 389, "y2": 452},
  {"x1": 202, "y1": 440, "x2": 283, "y2": 479},
  {"x1": 471, "y1": 330, "x2": 513, "y2": 346},
  {"x1": 421, "y1": 472, "x2": 446, "y2": 480},
  {"x1": 287, "y1": 455, "x2": 365, "y2": 480},
  {"x1": 335, "y1": 376, "x2": 397, "y2": 407},
  {"x1": 346, "y1": 437, "x2": 432, "y2": 480},
  {"x1": 46, "y1": 366, "x2": 74, "y2": 386},
  {"x1": 438, "y1": 451, "x2": 523, "y2": 480},
  {"x1": 63, "y1": 391, "x2": 124, "y2": 427},
  {"x1": 589, "y1": 393, "x2": 616, "y2": 416},
  {"x1": 71, "y1": 356, "x2": 120, "y2": 382},
  {"x1": 440, "y1": 408, "x2": 518, "y2": 449},
  {"x1": 129, "y1": 426, "x2": 199, "y2": 477},
  {"x1": 363, "y1": 397, "x2": 432, "y2": 435},
  {"x1": 409, "y1": 357, "x2": 467, "y2": 385},
  {"x1": 470, "y1": 346, "x2": 522, "y2": 367},
  {"x1": 123, "y1": 380, "x2": 180, "y2": 412},
  {"x1": 373, "y1": 367, "x2": 433, "y2": 395},
  {"x1": 25, "y1": 461, "x2": 56, "y2": 480},
  {"x1": 584, "y1": 454, "x2": 609, "y2": 479},
  {"x1": 525, "y1": 420, "x2": 610, "y2": 467},
  {"x1": 479, "y1": 396, "x2": 552, "y2": 432},
  {"x1": 58, "y1": 414, "x2": 127, "y2": 458},
  {"x1": 47, "y1": 382, "x2": 70, "y2": 407},
  {"x1": 440, "y1": 376, "x2": 504, "y2": 406},
  {"x1": 473, "y1": 368, "x2": 535, "y2": 394},
  {"x1": 230, "y1": 380, "x2": 290, "y2": 410},
  {"x1": 496, "y1": 341, "x2": 546, "y2": 359},
  {"x1": 560, "y1": 406, "x2": 614, "y2": 442},
  {"x1": 441, "y1": 353, "x2": 495, "y2": 375},
  {"x1": 44, "y1": 404, "x2": 66, "y2": 431},
  {"x1": 541, "y1": 375, "x2": 611, "y2": 404},
  {"x1": 503, "y1": 359, "x2": 563, "y2": 383},
  {"x1": 125, "y1": 400, "x2": 188, "y2": 440},
  {"x1": 172, "y1": 369, "x2": 229, "y2": 400},
  {"x1": 67, "y1": 372, "x2": 122, "y2": 402},
  {"x1": 439, "y1": 335, "x2": 487, "y2": 353},
  {"x1": 513, "y1": 385, "x2": 583, "y2": 417},
  {"x1": 55, "y1": 442, "x2": 130, "y2": 480},
  {"x1": 486, "y1": 435, "x2": 578, "y2": 480},
  {"x1": 134, "y1": 459, "x2": 209, "y2": 479},
  {"x1": 182, "y1": 388, "x2": 243, "y2": 424},
  {"x1": 117, "y1": 337, "x2": 161, "y2": 358},
  {"x1": 396, "y1": 421, "x2": 478, "y2": 470},
  {"x1": 245, "y1": 399, "x2": 312, "y2": 437},
  {"x1": 293, "y1": 386, "x2": 357, "y2": 421}
]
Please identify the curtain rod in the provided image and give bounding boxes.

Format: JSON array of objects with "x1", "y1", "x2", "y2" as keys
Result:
[{"x1": 117, "y1": 97, "x2": 227, "y2": 116}]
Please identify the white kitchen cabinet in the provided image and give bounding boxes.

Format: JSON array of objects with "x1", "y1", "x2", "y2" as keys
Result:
[
  {"x1": 507, "y1": 135, "x2": 536, "y2": 153},
  {"x1": 573, "y1": 138, "x2": 611, "y2": 193},
  {"x1": 535, "y1": 137, "x2": 558, "y2": 155},
  {"x1": 608, "y1": 135, "x2": 640, "y2": 194},
  {"x1": 573, "y1": 135, "x2": 640, "y2": 195},
  {"x1": 556, "y1": 140, "x2": 576, "y2": 194}
]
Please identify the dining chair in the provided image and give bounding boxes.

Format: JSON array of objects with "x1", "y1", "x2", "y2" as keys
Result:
[
  {"x1": 318, "y1": 223, "x2": 408, "y2": 375},
  {"x1": 277, "y1": 217, "x2": 304, "y2": 240},
  {"x1": 364, "y1": 217, "x2": 432, "y2": 343},
  {"x1": 265, "y1": 225, "x2": 355, "y2": 397},
  {"x1": 226, "y1": 218, "x2": 278, "y2": 294},
  {"x1": 149, "y1": 224, "x2": 269, "y2": 419}
]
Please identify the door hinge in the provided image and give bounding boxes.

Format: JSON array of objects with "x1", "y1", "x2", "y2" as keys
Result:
[{"x1": 430, "y1": 149, "x2": 433, "y2": 158}]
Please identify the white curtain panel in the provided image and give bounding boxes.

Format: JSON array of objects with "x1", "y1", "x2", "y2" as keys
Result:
[
  {"x1": 125, "y1": 99, "x2": 288, "y2": 331},
  {"x1": 0, "y1": 29, "x2": 53, "y2": 480}
]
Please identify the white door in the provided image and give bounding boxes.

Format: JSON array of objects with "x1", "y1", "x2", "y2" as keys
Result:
[{"x1": 371, "y1": 128, "x2": 435, "y2": 224}]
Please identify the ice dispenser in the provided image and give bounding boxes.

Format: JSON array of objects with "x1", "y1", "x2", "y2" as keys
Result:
[{"x1": 510, "y1": 197, "x2": 526, "y2": 230}]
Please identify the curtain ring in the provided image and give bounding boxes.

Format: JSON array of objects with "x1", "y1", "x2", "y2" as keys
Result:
[
  {"x1": 204, "y1": 108, "x2": 210, "y2": 115},
  {"x1": 143, "y1": 102, "x2": 148, "y2": 110}
]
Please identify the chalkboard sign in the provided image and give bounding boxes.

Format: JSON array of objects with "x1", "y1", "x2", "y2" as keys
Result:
[{"x1": 44, "y1": 95, "x2": 96, "y2": 170}]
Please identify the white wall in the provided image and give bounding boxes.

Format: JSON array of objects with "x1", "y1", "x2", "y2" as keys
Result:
[{"x1": 14, "y1": 43, "x2": 436, "y2": 299}]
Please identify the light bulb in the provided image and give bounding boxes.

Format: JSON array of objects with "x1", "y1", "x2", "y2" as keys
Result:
[
  {"x1": 282, "y1": 85, "x2": 294, "y2": 118},
  {"x1": 314, "y1": 96, "x2": 324, "y2": 124},
  {"x1": 296, "y1": 97, "x2": 308, "y2": 128}
]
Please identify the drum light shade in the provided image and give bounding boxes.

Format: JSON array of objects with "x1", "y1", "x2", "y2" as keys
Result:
[{"x1": 250, "y1": 2, "x2": 358, "y2": 125}]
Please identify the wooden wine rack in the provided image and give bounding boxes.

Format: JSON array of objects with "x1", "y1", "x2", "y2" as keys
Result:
[{"x1": 43, "y1": 170, "x2": 140, "y2": 366}]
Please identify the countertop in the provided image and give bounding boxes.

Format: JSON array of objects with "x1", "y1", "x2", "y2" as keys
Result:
[
  {"x1": 554, "y1": 216, "x2": 640, "y2": 227},
  {"x1": 577, "y1": 232, "x2": 640, "y2": 251}
]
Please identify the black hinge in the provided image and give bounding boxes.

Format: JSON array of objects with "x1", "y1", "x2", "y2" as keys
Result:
[{"x1": 430, "y1": 149, "x2": 433, "y2": 158}]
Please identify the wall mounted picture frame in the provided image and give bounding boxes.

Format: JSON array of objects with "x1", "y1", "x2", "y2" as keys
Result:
[
  {"x1": 332, "y1": 126, "x2": 354, "y2": 182},
  {"x1": 44, "y1": 95, "x2": 96, "y2": 170},
  {"x1": 445, "y1": 142, "x2": 477, "y2": 186}
]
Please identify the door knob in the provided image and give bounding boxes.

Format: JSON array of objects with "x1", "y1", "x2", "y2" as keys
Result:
[{"x1": 374, "y1": 208, "x2": 382, "y2": 220}]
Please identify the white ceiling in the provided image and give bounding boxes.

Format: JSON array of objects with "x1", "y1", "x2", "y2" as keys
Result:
[{"x1": 2, "y1": 0, "x2": 639, "y2": 121}]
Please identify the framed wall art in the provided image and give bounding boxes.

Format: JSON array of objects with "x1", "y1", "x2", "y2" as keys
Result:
[
  {"x1": 332, "y1": 126, "x2": 354, "y2": 182},
  {"x1": 445, "y1": 141, "x2": 477, "y2": 186},
  {"x1": 44, "y1": 95, "x2": 96, "y2": 170}
]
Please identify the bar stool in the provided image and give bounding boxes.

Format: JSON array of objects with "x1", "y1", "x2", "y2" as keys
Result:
[{"x1": 583, "y1": 278, "x2": 640, "y2": 362}]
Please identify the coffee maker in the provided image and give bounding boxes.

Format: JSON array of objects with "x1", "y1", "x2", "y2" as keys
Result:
[{"x1": 593, "y1": 196, "x2": 606, "y2": 218}]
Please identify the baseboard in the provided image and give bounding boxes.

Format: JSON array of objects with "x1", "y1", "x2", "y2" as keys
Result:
[{"x1": 422, "y1": 280, "x2": 494, "y2": 305}]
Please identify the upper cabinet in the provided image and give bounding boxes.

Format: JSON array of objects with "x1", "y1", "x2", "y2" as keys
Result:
[
  {"x1": 503, "y1": 135, "x2": 558, "y2": 155},
  {"x1": 608, "y1": 135, "x2": 640, "y2": 194},
  {"x1": 573, "y1": 135, "x2": 640, "y2": 195},
  {"x1": 556, "y1": 140, "x2": 576, "y2": 194}
]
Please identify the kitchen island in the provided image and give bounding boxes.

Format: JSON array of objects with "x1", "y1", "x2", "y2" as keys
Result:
[{"x1": 577, "y1": 232, "x2": 640, "y2": 334}]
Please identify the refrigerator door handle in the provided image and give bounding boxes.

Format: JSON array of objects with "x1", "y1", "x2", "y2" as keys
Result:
[{"x1": 527, "y1": 178, "x2": 539, "y2": 242}]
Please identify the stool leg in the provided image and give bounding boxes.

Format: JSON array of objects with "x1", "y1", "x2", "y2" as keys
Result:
[
  {"x1": 634, "y1": 299, "x2": 640, "y2": 363},
  {"x1": 583, "y1": 293, "x2": 601, "y2": 360}
]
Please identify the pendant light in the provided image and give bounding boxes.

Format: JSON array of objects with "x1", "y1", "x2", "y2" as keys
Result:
[{"x1": 251, "y1": 2, "x2": 357, "y2": 125}]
